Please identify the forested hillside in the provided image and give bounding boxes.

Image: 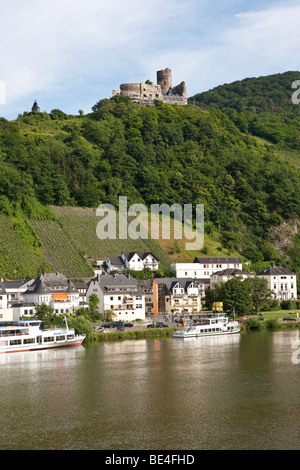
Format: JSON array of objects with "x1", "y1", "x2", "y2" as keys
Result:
[
  {"x1": 191, "y1": 71, "x2": 300, "y2": 151},
  {"x1": 0, "y1": 74, "x2": 299, "y2": 281}
]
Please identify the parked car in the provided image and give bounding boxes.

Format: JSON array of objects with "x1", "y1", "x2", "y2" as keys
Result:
[
  {"x1": 174, "y1": 317, "x2": 184, "y2": 324},
  {"x1": 97, "y1": 327, "x2": 105, "y2": 332},
  {"x1": 124, "y1": 323, "x2": 134, "y2": 327},
  {"x1": 112, "y1": 321, "x2": 124, "y2": 327},
  {"x1": 147, "y1": 322, "x2": 169, "y2": 328},
  {"x1": 283, "y1": 317, "x2": 297, "y2": 321},
  {"x1": 102, "y1": 323, "x2": 113, "y2": 328}
]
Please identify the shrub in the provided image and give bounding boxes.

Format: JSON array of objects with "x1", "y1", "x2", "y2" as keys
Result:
[
  {"x1": 266, "y1": 318, "x2": 280, "y2": 330},
  {"x1": 280, "y1": 300, "x2": 295, "y2": 310},
  {"x1": 245, "y1": 317, "x2": 261, "y2": 330}
]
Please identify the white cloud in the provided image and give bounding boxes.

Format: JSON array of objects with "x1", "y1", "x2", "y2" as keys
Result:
[
  {"x1": 0, "y1": 0, "x2": 300, "y2": 118},
  {"x1": 178, "y1": 2, "x2": 300, "y2": 95}
]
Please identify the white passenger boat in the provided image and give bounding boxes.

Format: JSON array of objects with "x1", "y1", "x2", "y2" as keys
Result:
[
  {"x1": 0, "y1": 318, "x2": 85, "y2": 353},
  {"x1": 173, "y1": 314, "x2": 240, "y2": 338}
]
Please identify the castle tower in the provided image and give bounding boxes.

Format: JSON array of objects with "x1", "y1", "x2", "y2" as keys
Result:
[
  {"x1": 157, "y1": 68, "x2": 172, "y2": 95},
  {"x1": 32, "y1": 100, "x2": 40, "y2": 113}
]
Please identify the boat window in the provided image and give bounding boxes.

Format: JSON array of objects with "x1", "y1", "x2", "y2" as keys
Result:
[
  {"x1": 10, "y1": 339, "x2": 22, "y2": 345},
  {"x1": 44, "y1": 336, "x2": 55, "y2": 343},
  {"x1": 23, "y1": 338, "x2": 35, "y2": 344},
  {"x1": 55, "y1": 335, "x2": 66, "y2": 341}
]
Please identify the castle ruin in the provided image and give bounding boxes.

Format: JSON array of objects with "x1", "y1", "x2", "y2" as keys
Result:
[{"x1": 112, "y1": 68, "x2": 187, "y2": 106}]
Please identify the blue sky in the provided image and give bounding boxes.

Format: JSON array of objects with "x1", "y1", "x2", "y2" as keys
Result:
[{"x1": 0, "y1": 0, "x2": 299, "y2": 120}]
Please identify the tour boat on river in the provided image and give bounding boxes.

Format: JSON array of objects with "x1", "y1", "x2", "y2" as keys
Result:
[
  {"x1": 0, "y1": 318, "x2": 85, "y2": 353},
  {"x1": 173, "y1": 314, "x2": 240, "y2": 338}
]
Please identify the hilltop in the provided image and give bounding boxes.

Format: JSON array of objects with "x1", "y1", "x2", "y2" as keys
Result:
[
  {"x1": 190, "y1": 70, "x2": 300, "y2": 154},
  {"x1": 0, "y1": 73, "x2": 299, "y2": 281}
]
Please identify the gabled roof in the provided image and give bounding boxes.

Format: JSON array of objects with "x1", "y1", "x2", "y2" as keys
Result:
[
  {"x1": 212, "y1": 268, "x2": 253, "y2": 277},
  {"x1": 122, "y1": 252, "x2": 159, "y2": 262},
  {"x1": 25, "y1": 273, "x2": 78, "y2": 294},
  {"x1": 257, "y1": 266, "x2": 296, "y2": 276},
  {"x1": 155, "y1": 277, "x2": 207, "y2": 293},
  {"x1": 107, "y1": 256, "x2": 125, "y2": 266}
]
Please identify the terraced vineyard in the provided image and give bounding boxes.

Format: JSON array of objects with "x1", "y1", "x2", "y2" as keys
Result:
[
  {"x1": 30, "y1": 218, "x2": 94, "y2": 278},
  {"x1": 30, "y1": 206, "x2": 173, "y2": 278},
  {"x1": 0, "y1": 206, "x2": 173, "y2": 279},
  {"x1": 0, "y1": 215, "x2": 54, "y2": 279}
]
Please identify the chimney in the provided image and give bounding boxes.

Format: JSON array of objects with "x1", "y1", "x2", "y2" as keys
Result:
[{"x1": 97, "y1": 273, "x2": 101, "y2": 282}]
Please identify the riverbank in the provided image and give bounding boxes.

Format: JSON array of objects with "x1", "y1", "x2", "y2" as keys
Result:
[
  {"x1": 88, "y1": 318, "x2": 300, "y2": 343},
  {"x1": 90, "y1": 326, "x2": 176, "y2": 342}
]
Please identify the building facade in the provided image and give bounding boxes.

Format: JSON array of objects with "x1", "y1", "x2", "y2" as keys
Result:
[
  {"x1": 210, "y1": 268, "x2": 254, "y2": 287},
  {"x1": 155, "y1": 278, "x2": 202, "y2": 315},
  {"x1": 22, "y1": 272, "x2": 81, "y2": 316},
  {"x1": 121, "y1": 252, "x2": 160, "y2": 271},
  {"x1": 257, "y1": 266, "x2": 297, "y2": 301},
  {"x1": 173, "y1": 257, "x2": 243, "y2": 279},
  {"x1": 87, "y1": 273, "x2": 146, "y2": 321}
]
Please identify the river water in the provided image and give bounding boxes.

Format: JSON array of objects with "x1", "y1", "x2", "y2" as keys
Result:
[{"x1": 0, "y1": 330, "x2": 300, "y2": 451}]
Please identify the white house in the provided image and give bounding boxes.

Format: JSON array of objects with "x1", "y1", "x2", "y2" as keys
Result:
[
  {"x1": 257, "y1": 266, "x2": 297, "y2": 301},
  {"x1": 105, "y1": 256, "x2": 126, "y2": 273},
  {"x1": 121, "y1": 252, "x2": 160, "y2": 271},
  {"x1": 22, "y1": 272, "x2": 81, "y2": 316},
  {"x1": 0, "y1": 279, "x2": 8, "y2": 309},
  {"x1": 210, "y1": 268, "x2": 254, "y2": 287},
  {"x1": 3, "y1": 279, "x2": 35, "y2": 307},
  {"x1": 173, "y1": 257, "x2": 243, "y2": 279},
  {"x1": 86, "y1": 273, "x2": 146, "y2": 321}
]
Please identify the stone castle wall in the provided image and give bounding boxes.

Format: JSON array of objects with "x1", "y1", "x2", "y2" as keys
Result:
[{"x1": 113, "y1": 68, "x2": 187, "y2": 106}]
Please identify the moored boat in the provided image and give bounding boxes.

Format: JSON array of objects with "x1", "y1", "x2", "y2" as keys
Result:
[
  {"x1": 0, "y1": 318, "x2": 85, "y2": 353},
  {"x1": 173, "y1": 314, "x2": 240, "y2": 338}
]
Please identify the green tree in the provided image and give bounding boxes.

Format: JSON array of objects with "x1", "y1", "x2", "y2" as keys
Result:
[
  {"x1": 34, "y1": 303, "x2": 55, "y2": 324},
  {"x1": 245, "y1": 277, "x2": 271, "y2": 312},
  {"x1": 89, "y1": 293, "x2": 99, "y2": 316},
  {"x1": 219, "y1": 278, "x2": 252, "y2": 315}
]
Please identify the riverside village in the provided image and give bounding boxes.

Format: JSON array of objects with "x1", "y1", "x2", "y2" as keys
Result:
[
  {"x1": 0, "y1": 68, "x2": 299, "y2": 345},
  {"x1": 0, "y1": 251, "x2": 298, "y2": 344}
]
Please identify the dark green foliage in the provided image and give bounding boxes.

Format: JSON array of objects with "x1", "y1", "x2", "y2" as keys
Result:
[{"x1": 0, "y1": 76, "x2": 299, "y2": 278}]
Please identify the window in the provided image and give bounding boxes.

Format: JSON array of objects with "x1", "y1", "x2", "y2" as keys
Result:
[
  {"x1": 44, "y1": 336, "x2": 55, "y2": 343},
  {"x1": 23, "y1": 338, "x2": 35, "y2": 344},
  {"x1": 56, "y1": 335, "x2": 66, "y2": 341}
]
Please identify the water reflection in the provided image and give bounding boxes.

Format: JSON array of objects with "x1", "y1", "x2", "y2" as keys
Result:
[{"x1": 0, "y1": 332, "x2": 300, "y2": 450}]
